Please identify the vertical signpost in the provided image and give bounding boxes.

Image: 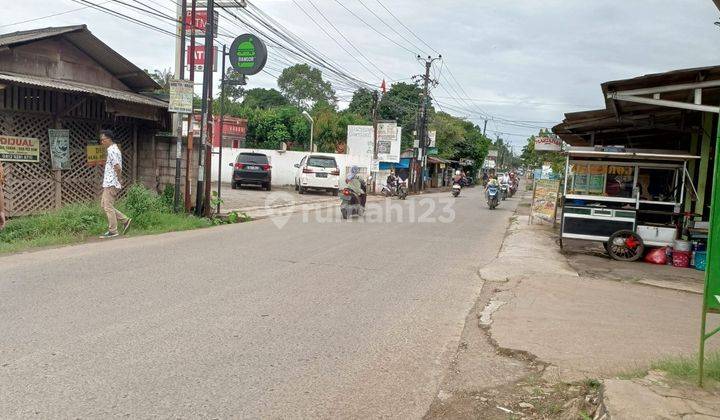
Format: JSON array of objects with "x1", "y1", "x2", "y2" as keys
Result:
[
  {"x1": 699, "y1": 119, "x2": 720, "y2": 387},
  {"x1": 169, "y1": 79, "x2": 194, "y2": 212}
]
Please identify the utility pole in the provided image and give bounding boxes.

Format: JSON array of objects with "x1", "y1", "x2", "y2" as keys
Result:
[
  {"x1": 483, "y1": 119, "x2": 488, "y2": 137},
  {"x1": 173, "y1": 0, "x2": 188, "y2": 212},
  {"x1": 184, "y1": 0, "x2": 197, "y2": 212},
  {"x1": 414, "y1": 55, "x2": 441, "y2": 191},
  {"x1": 194, "y1": 0, "x2": 214, "y2": 216},
  {"x1": 371, "y1": 90, "x2": 379, "y2": 193}
]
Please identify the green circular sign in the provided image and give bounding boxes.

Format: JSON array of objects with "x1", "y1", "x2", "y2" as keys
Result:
[{"x1": 229, "y1": 34, "x2": 268, "y2": 75}]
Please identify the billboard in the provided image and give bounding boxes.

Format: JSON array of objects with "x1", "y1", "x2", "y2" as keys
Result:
[
  {"x1": 184, "y1": 9, "x2": 219, "y2": 37},
  {"x1": 346, "y1": 125, "x2": 374, "y2": 163},
  {"x1": 186, "y1": 45, "x2": 218, "y2": 72},
  {"x1": 377, "y1": 122, "x2": 400, "y2": 163}
]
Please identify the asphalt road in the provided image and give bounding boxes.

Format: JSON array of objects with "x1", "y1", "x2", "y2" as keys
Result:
[{"x1": 0, "y1": 187, "x2": 519, "y2": 418}]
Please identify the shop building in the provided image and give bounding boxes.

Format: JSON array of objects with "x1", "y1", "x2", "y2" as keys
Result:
[{"x1": 0, "y1": 25, "x2": 191, "y2": 216}]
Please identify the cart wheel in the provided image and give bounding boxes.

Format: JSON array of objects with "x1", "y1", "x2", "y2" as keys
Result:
[{"x1": 606, "y1": 230, "x2": 645, "y2": 262}]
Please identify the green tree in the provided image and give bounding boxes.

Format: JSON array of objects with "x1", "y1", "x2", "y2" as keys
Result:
[
  {"x1": 241, "y1": 88, "x2": 288, "y2": 109},
  {"x1": 277, "y1": 64, "x2": 336, "y2": 109},
  {"x1": 379, "y1": 82, "x2": 426, "y2": 148},
  {"x1": 348, "y1": 88, "x2": 375, "y2": 121},
  {"x1": 145, "y1": 68, "x2": 172, "y2": 93},
  {"x1": 224, "y1": 69, "x2": 246, "y2": 102}
]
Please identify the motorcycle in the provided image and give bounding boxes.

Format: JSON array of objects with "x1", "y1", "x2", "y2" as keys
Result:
[
  {"x1": 382, "y1": 180, "x2": 408, "y2": 200},
  {"x1": 340, "y1": 181, "x2": 367, "y2": 219},
  {"x1": 451, "y1": 182, "x2": 462, "y2": 197},
  {"x1": 487, "y1": 185, "x2": 499, "y2": 209},
  {"x1": 509, "y1": 180, "x2": 518, "y2": 197},
  {"x1": 500, "y1": 182, "x2": 509, "y2": 200}
]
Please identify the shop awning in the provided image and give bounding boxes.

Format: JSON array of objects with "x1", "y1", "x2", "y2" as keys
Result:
[
  {"x1": 0, "y1": 71, "x2": 168, "y2": 108},
  {"x1": 568, "y1": 147, "x2": 700, "y2": 161},
  {"x1": 379, "y1": 158, "x2": 411, "y2": 170}
]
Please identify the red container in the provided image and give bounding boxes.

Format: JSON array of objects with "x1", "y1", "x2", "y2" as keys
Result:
[{"x1": 672, "y1": 250, "x2": 690, "y2": 268}]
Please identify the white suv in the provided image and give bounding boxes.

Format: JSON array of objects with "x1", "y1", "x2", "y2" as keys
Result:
[{"x1": 294, "y1": 155, "x2": 340, "y2": 195}]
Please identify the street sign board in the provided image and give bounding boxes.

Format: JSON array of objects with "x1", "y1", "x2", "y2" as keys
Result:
[
  {"x1": 0, "y1": 136, "x2": 39, "y2": 162},
  {"x1": 229, "y1": 34, "x2": 268, "y2": 75},
  {"x1": 535, "y1": 135, "x2": 562, "y2": 152},
  {"x1": 428, "y1": 130, "x2": 437, "y2": 147},
  {"x1": 377, "y1": 121, "x2": 400, "y2": 163},
  {"x1": 184, "y1": 9, "x2": 219, "y2": 37},
  {"x1": 169, "y1": 79, "x2": 194, "y2": 114},
  {"x1": 48, "y1": 129, "x2": 70, "y2": 170},
  {"x1": 186, "y1": 45, "x2": 218, "y2": 72},
  {"x1": 86, "y1": 145, "x2": 106, "y2": 166}
]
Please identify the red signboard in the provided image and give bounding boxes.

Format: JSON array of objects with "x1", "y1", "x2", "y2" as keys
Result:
[
  {"x1": 184, "y1": 9, "x2": 219, "y2": 37},
  {"x1": 186, "y1": 45, "x2": 218, "y2": 72}
]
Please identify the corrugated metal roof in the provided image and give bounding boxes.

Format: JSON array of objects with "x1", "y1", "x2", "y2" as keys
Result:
[
  {"x1": 0, "y1": 71, "x2": 168, "y2": 108},
  {"x1": 0, "y1": 25, "x2": 85, "y2": 46},
  {"x1": 0, "y1": 25, "x2": 160, "y2": 92}
]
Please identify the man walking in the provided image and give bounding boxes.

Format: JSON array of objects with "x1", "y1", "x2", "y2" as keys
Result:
[{"x1": 99, "y1": 130, "x2": 130, "y2": 239}]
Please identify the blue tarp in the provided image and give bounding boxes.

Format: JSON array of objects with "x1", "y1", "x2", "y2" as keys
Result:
[{"x1": 380, "y1": 158, "x2": 411, "y2": 170}]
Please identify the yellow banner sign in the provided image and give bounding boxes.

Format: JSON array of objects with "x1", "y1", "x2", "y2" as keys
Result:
[
  {"x1": 0, "y1": 136, "x2": 40, "y2": 162},
  {"x1": 86, "y1": 145, "x2": 107, "y2": 166},
  {"x1": 532, "y1": 179, "x2": 561, "y2": 225}
]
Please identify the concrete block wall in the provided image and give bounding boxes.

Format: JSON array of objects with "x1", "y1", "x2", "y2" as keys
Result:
[{"x1": 136, "y1": 132, "x2": 200, "y2": 203}]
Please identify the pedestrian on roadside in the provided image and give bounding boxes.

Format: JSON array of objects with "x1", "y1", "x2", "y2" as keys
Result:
[
  {"x1": 0, "y1": 162, "x2": 6, "y2": 230},
  {"x1": 99, "y1": 130, "x2": 131, "y2": 239}
]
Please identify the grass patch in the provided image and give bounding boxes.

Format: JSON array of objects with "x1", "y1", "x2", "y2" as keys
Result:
[
  {"x1": 0, "y1": 184, "x2": 213, "y2": 254},
  {"x1": 651, "y1": 351, "x2": 720, "y2": 382}
]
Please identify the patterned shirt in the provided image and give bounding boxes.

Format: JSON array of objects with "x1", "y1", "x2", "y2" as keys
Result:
[{"x1": 103, "y1": 144, "x2": 122, "y2": 188}]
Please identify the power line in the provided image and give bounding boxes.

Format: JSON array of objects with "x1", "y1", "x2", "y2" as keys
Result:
[
  {"x1": 0, "y1": 2, "x2": 112, "y2": 29},
  {"x1": 294, "y1": 0, "x2": 387, "y2": 82},
  {"x1": 331, "y1": 0, "x2": 418, "y2": 56},
  {"x1": 355, "y1": 0, "x2": 429, "y2": 56},
  {"x1": 374, "y1": 0, "x2": 440, "y2": 55}
]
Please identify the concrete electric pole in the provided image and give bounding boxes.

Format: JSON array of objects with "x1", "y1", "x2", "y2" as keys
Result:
[{"x1": 414, "y1": 55, "x2": 441, "y2": 191}]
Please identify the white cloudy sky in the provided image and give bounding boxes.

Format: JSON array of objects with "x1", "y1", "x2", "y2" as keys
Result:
[{"x1": 2, "y1": 0, "x2": 719, "y2": 148}]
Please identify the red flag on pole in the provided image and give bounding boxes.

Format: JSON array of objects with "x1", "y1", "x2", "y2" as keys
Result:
[{"x1": 380, "y1": 79, "x2": 386, "y2": 94}]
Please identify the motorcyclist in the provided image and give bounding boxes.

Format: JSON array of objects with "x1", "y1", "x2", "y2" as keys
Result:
[
  {"x1": 500, "y1": 172, "x2": 510, "y2": 185},
  {"x1": 485, "y1": 174, "x2": 499, "y2": 192},
  {"x1": 482, "y1": 171, "x2": 489, "y2": 186},
  {"x1": 346, "y1": 166, "x2": 367, "y2": 207},
  {"x1": 453, "y1": 170, "x2": 463, "y2": 184},
  {"x1": 386, "y1": 170, "x2": 399, "y2": 192}
]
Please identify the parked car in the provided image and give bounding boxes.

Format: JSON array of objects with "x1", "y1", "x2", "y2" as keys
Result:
[
  {"x1": 229, "y1": 152, "x2": 272, "y2": 190},
  {"x1": 294, "y1": 155, "x2": 340, "y2": 195}
]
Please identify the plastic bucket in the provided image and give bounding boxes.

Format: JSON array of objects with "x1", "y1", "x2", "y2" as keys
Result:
[
  {"x1": 672, "y1": 251, "x2": 690, "y2": 268},
  {"x1": 695, "y1": 251, "x2": 707, "y2": 271},
  {"x1": 674, "y1": 240, "x2": 692, "y2": 252}
]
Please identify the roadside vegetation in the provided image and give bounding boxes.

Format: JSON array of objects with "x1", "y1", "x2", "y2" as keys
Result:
[
  {"x1": 0, "y1": 185, "x2": 219, "y2": 254},
  {"x1": 618, "y1": 351, "x2": 720, "y2": 383}
]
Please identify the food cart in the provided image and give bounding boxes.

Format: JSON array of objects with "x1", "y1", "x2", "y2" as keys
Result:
[{"x1": 560, "y1": 147, "x2": 699, "y2": 261}]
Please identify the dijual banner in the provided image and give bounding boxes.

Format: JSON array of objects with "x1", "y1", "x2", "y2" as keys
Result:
[{"x1": 0, "y1": 135, "x2": 40, "y2": 162}]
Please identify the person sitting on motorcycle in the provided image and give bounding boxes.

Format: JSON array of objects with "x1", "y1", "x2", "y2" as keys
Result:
[
  {"x1": 346, "y1": 166, "x2": 367, "y2": 207},
  {"x1": 485, "y1": 174, "x2": 499, "y2": 191},
  {"x1": 500, "y1": 172, "x2": 510, "y2": 185},
  {"x1": 453, "y1": 170, "x2": 463, "y2": 184},
  {"x1": 386, "y1": 171, "x2": 399, "y2": 191},
  {"x1": 482, "y1": 171, "x2": 489, "y2": 186}
]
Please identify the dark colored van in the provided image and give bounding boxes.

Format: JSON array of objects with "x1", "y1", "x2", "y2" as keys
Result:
[{"x1": 229, "y1": 152, "x2": 272, "y2": 190}]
